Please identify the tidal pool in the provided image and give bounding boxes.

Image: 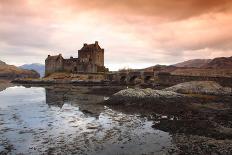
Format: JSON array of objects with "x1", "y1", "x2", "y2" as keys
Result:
[{"x1": 0, "y1": 85, "x2": 176, "y2": 154}]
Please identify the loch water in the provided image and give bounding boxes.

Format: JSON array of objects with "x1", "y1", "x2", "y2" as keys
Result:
[{"x1": 0, "y1": 85, "x2": 176, "y2": 155}]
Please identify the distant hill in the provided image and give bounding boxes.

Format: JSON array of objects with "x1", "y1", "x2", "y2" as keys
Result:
[
  {"x1": 173, "y1": 56, "x2": 232, "y2": 69},
  {"x1": 141, "y1": 56, "x2": 232, "y2": 78},
  {"x1": 174, "y1": 59, "x2": 211, "y2": 68},
  {"x1": 143, "y1": 65, "x2": 177, "y2": 73},
  {"x1": 0, "y1": 60, "x2": 39, "y2": 79},
  {"x1": 202, "y1": 56, "x2": 232, "y2": 69},
  {"x1": 19, "y1": 63, "x2": 45, "y2": 77},
  {"x1": 0, "y1": 60, "x2": 6, "y2": 65}
]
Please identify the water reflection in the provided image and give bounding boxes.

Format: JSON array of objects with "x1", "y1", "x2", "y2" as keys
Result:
[
  {"x1": 45, "y1": 85, "x2": 106, "y2": 117},
  {"x1": 0, "y1": 85, "x2": 176, "y2": 154}
]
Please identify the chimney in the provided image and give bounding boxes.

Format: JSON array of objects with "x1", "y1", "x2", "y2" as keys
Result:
[
  {"x1": 84, "y1": 43, "x2": 87, "y2": 46},
  {"x1": 48, "y1": 55, "x2": 50, "y2": 57},
  {"x1": 95, "y1": 41, "x2": 98, "y2": 45}
]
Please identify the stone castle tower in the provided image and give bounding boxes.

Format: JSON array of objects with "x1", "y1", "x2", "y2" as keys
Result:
[
  {"x1": 78, "y1": 41, "x2": 104, "y2": 67},
  {"x1": 45, "y1": 41, "x2": 108, "y2": 76}
]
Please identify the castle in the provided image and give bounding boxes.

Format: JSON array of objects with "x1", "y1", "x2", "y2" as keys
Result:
[{"x1": 45, "y1": 41, "x2": 108, "y2": 76}]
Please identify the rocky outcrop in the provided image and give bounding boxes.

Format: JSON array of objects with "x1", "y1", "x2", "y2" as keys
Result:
[
  {"x1": 164, "y1": 81, "x2": 232, "y2": 95},
  {"x1": 0, "y1": 60, "x2": 40, "y2": 79},
  {"x1": 172, "y1": 134, "x2": 232, "y2": 155},
  {"x1": 106, "y1": 88, "x2": 187, "y2": 105}
]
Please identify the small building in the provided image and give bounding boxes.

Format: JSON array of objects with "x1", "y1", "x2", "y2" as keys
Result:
[{"x1": 45, "y1": 41, "x2": 108, "y2": 76}]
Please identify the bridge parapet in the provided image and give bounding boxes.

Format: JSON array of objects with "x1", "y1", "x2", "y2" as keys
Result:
[{"x1": 108, "y1": 71, "x2": 154, "y2": 84}]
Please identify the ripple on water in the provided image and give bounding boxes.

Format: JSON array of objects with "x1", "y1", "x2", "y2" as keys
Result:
[{"x1": 0, "y1": 86, "x2": 176, "y2": 154}]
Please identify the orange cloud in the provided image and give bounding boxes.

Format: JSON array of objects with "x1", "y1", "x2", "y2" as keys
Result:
[{"x1": 0, "y1": 0, "x2": 232, "y2": 70}]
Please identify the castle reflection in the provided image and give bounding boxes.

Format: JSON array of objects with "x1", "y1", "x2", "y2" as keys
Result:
[{"x1": 45, "y1": 85, "x2": 106, "y2": 117}]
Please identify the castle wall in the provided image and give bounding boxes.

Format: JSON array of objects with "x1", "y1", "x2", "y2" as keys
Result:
[
  {"x1": 63, "y1": 58, "x2": 78, "y2": 73},
  {"x1": 78, "y1": 49, "x2": 96, "y2": 64},
  {"x1": 45, "y1": 56, "x2": 64, "y2": 76},
  {"x1": 94, "y1": 50, "x2": 104, "y2": 67},
  {"x1": 78, "y1": 43, "x2": 104, "y2": 67},
  {"x1": 45, "y1": 42, "x2": 107, "y2": 76},
  {"x1": 75, "y1": 63, "x2": 98, "y2": 73}
]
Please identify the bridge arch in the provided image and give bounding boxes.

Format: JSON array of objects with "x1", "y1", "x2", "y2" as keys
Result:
[
  {"x1": 120, "y1": 75, "x2": 127, "y2": 83},
  {"x1": 129, "y1": 75, "x2": 139, "y2": 83},
  {"x1": 144, "y1": 75, "x2": 153, "y2": 83}
]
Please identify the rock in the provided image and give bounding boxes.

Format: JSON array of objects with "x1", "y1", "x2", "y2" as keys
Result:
[
  {"x1": 114, "y1": 88, "x2": 183, "y2": 99},
  {"x1": 164, "y1": 81, "x2": 232, "y2": 96},
  {"x1": 86, "y1": 123, "x2": 100, "y2": 129},
  {"x1": 106, "y1": 88, "x2": 186, "y2": 105},
  {"x1": 173, "y1": 134, "x2": 232, "y2": 155}
]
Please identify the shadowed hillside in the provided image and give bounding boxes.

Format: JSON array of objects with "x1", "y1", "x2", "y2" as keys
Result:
[
  {"x1": 202, "y1": 56, "x2": 232, "y2": 69},
  {"x1": 174, "y1": 59, "x2": 211, "y2": 68},
  {"x1": 173, "y1": 56, "x2": 232, "y2": 69},
  {"x1": 0, "y1": 60, "x2": 40, "y2": 79}
]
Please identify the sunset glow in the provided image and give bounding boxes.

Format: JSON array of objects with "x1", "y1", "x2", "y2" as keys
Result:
[{"x1": 1, "y1": 0, "x2": 232, "y2": 70}]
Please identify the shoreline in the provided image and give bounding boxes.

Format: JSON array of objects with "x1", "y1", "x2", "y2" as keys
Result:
[
  {"x1": 1, "y1": 80, "x2": 232, "y2": 154},
  {"x1": 11, "y1": 78, "x2": 161, "y2": 88},
  {"x1": 0, "y1": 80, "x2": 13, "y2": 91}
]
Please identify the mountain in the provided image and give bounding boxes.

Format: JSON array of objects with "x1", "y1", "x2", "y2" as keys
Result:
[
  {"x1": 143, "y1": 65, "x2": 177, "y2": 73},
  {"x1": 174, "y1": 59, "x2": 211, "y2": 68},
  {"x1": 173, "y1": 56, "x2": 232, "y2": 69},
  {"x1": 19, "y1": 63, "x2": 45, "y2": 77},
  {"x1": 168, "y1": 56, "x2": 232, "y2": 77},
  {"x1": 0, "y1": 60, "x2": 40, "y2": 79},
  {"x1": 0, "y1": 60, "x2": 6, "y2": 65},
  {"x1": 202, "y1": 56, "x2": 232, "y2": 69}
]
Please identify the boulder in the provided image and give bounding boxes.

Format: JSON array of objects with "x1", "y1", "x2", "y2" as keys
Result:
[
  {"x1": 106, "y1": 88, "x2": 186, "y2": 105},
  {"x1": 164, "y1": 81, "x2": 232, "y2": 96}
]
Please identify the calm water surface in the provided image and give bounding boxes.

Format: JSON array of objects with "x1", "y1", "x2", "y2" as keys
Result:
[{"x1": 0, "y1": 85, "x2": 176, "y2": 154}]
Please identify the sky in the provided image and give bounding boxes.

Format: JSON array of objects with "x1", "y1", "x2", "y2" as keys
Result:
[{"x1": 1, "y1": 0, "x2": 232, "y2": 71}]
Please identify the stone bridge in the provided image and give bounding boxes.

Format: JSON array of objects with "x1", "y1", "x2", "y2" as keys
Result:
[
  {"x1": 108, "y1": 71, "x2": 155, "y2": 85},
  {"x1": 106, "y1": 71, "x2": 232, "y2": 86}
]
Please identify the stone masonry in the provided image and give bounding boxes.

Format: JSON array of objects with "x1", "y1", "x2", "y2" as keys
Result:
[{"x1": 45, "y1": 41, "x2": 108, "y2": 76}]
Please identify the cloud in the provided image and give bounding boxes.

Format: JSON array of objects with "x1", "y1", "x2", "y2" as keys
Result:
[
  {"x1": 0, "y1": 0, "x2": 232, "y2": 69},
  {"x1": 65, "y1": 0, "x2": 232, "y2": 20}
]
